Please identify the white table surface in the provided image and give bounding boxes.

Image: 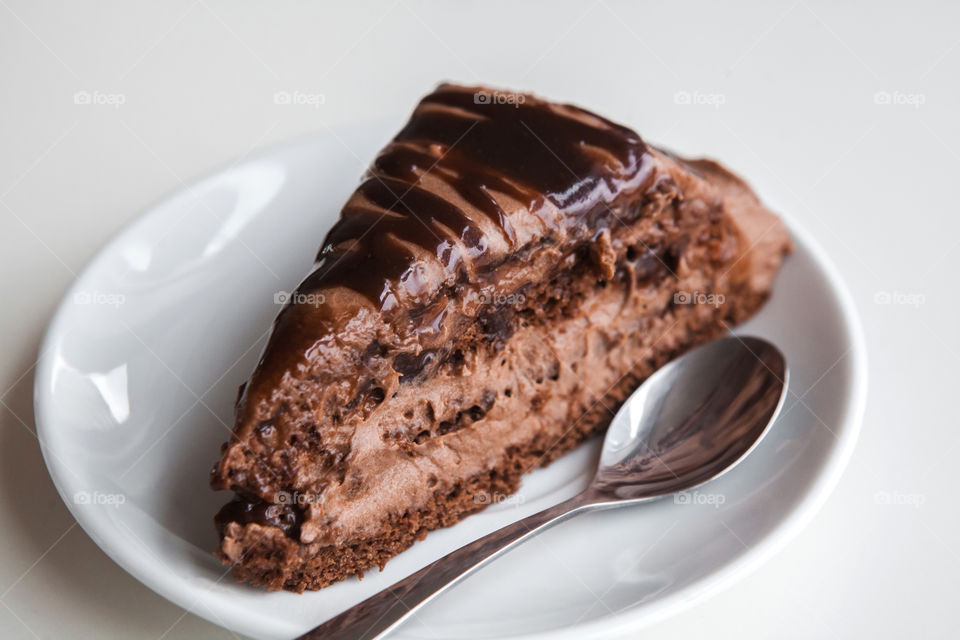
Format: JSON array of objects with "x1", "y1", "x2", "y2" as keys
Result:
[{"x1": 2, "y1": 1, "x2": 957, "y2": 638}]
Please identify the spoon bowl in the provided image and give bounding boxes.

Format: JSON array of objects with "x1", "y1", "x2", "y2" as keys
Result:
[
  {"x1": 593, "y1": 336, "x2": 787, "y2": 502},
  {"x1": 304, "y1": 336, "x2": 788, "y2": 640}
]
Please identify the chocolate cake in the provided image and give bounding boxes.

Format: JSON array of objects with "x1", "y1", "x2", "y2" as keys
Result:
[{"x1": 211, "y1": 84, "x2": 791, "y2": 592}]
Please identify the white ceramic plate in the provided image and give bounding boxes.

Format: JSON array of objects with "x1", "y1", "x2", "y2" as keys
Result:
[{"x1": 35, "y1": 122, "x2": 867, "y2": 640}]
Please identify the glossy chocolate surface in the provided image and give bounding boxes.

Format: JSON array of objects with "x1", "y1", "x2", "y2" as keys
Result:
[
  {"x1": 215, "y1": 495, "x2": 302, "y2": 538},
  {"x1": 299, "y1": 85, "x2": 654, "y2": 309}
]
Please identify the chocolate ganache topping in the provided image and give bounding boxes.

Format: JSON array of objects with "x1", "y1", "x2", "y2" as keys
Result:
[{"x1": 298, "y1": 84, "x2": 656, "y2": 310}]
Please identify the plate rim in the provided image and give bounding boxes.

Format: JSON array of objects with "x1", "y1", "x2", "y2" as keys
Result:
[{"x1": 33, "y1": 132, "x2": 868, "y2": 640}]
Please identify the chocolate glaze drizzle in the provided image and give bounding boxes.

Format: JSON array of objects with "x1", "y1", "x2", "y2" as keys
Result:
[{"x1": 298, "y1": 85, "x2": 654, "y2": 309}]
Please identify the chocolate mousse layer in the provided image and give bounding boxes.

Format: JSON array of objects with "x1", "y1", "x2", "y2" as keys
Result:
[{"x1": 210, "y1": 84, "x2": 791, "y2": 591}]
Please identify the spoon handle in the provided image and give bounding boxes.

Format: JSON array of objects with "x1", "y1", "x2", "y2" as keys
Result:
[{"x1": 299, "y1": 494, "x2": 590, "y2": 640}]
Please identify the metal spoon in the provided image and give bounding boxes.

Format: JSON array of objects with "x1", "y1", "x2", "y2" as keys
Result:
[{"x1": 302, "y1": 335, "x2": 787, "y2": 640}]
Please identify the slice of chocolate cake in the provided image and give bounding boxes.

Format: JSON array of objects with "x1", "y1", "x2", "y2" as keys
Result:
[{"x1": 211, "y1": 84, "x2": 791, "y2": 591}]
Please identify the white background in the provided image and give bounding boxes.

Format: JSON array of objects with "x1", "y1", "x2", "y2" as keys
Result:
[{"x1": 1, "y1": 1, "x2": 957, "y2": 638}]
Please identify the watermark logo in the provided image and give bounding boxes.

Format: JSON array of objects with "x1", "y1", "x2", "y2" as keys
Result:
[
  {"x1": 674, "y1": 290, "x2": 725, "y2": 308},
  {"x1": 473, "y1": 90, "x2": 525, "y2": 108},
  {"x1": 275, "y1": 491, "x2": 321, "y2": 506},
  {"x1": 273, "y1": 90, "x2": 326, "y2": 108},
  {"x1": 873, "y1": 291, "x2": 925, "y2": 307},
  {"x1": 73, "y1": 90, "x2": 126, "y2": 108},
  {"x1": 674, "y1": 90, "x2": 726, "y2": 109},
  {"x1": 73, "y1": 491, "x2": 126, "y2": 507},
  {"x1": 73, "y1": 291, "x2": 125, "y2": 308},
  {"x1": 474, "y1": 491, "x2": 525, "y2": 506},
  {"x1": 873, "y1": 90, "x2": 925, "y2": 109},
  {"x1": 674, "y1": 490, "x2": 726, "y2": 508},
  {"x1": 874, "y1": 490, "x2": 926, "y2": 508},
  {"x1": 274, "y1": 290, "x2": 327, "y2": 307},
  {"x1": 466, "y1": 290, "x2": 526, "y2": 306}
]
